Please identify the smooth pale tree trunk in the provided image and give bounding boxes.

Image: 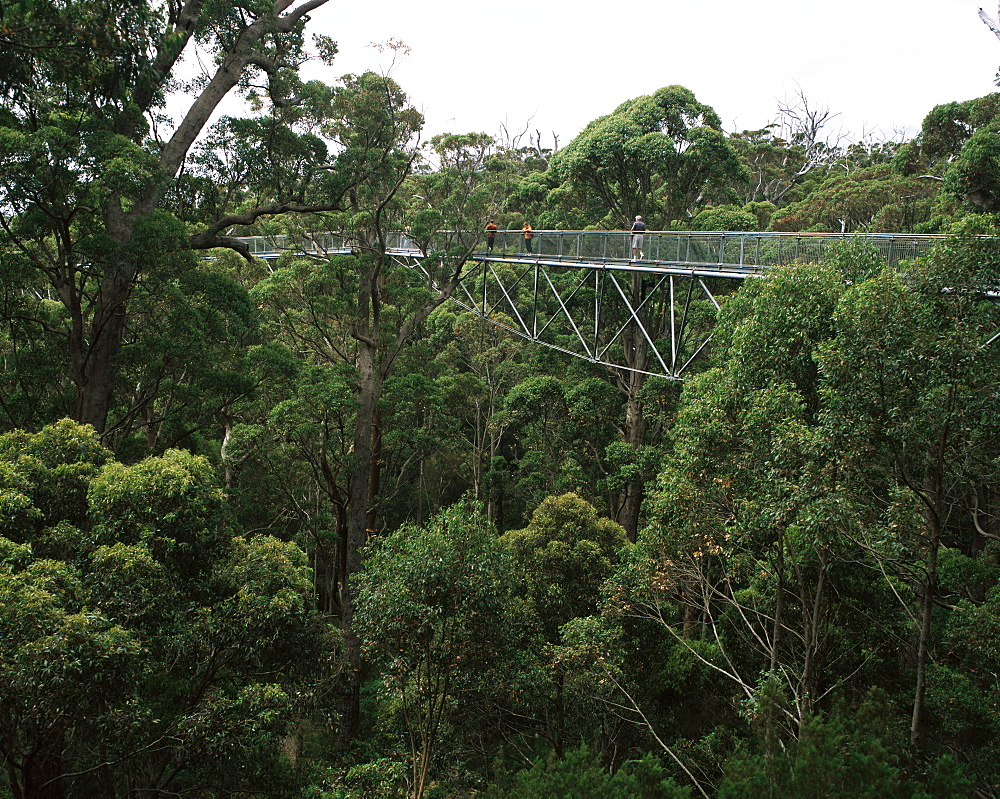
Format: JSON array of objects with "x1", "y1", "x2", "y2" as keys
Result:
[{"x1": 910, "y1": 488, "x2": 943, "y2": 747}]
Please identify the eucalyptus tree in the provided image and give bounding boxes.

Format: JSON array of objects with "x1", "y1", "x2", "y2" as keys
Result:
[
  {"x1": 889, "y1": 93, "x2": 1000, "y2": 221},
  {"x1": 918, "y1": 93, "x2": 1000, "y2": 166},
  {"x1": 539, "y1": 87, "x2": 746, "y2": 538},
  {"x1": 730, "y1": 127, "x2": 811, "y2": 207},
  {"x1": 246, "y1": 72, "x2": 502, "y2": 740},
  {"x1": 0, "y1": 0, "x2": 340, "y2": 435},
  {"x1": 941, "y1": 126, "x2": 1000, "y2": 213},
  {"x1": 607, "y1": 224, "x2": 1000, "y2": 792},
  {"x1": 493, "y1": 494, "x2": 632, "y2": 760},
  {"x1": 354, "y1": 501, "x2": 521, "y2": 799},
  {"x1": 815, "y1": 219, "x2": 1000, "y2": 749},
  {"x1": 613, "y1": 259, "x2": 900, "y2": 746},
  {"x1": 768, "y1": 164, "x2": 939, "y2": 233},
  {"x1": 429, "y1": 309, "x2": 527, "y2": 513},
  {"x1": 547, "y1": 85, "x2": 747, "y2": 230},
  {"x1": 0, "y1": 420, "x2": 336, "y2": 798}
]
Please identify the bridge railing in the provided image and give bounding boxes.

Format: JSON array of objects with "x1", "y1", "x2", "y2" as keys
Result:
[
  {"x1": 239, "y1": 231, "x2": 424, "y2": 256},
  {"x1": 478, "y1": 230, "x2": 945, "y2": 270},
  {"x1": 238, "y1": 232, "x2": 354, "y2": 257},
  {"x1": 235, "y1": 229, "x2": 949, "y2": 271}
]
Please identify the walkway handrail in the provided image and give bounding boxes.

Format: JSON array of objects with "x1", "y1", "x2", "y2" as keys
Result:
[
  {"x1": 238, "y1": 230, "x2": 950, "y2": 273},
  {"x1": 470, "y1": 230, "x2": 947, "y2": 272},
  {"x1": 231, "y1": 229, "x2": 1000, "y2": 380}
]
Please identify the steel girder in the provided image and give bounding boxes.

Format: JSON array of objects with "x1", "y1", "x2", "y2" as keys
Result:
[{"x1": 393, "y1": 252, "x2": 745, "y2": 380}]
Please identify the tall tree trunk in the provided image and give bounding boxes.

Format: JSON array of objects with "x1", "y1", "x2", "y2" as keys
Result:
[
  {"x1": 615, "y1": 272, "x2": 651, "y2": 542},
  {"x1": 71, "y1": 242, "x2": 135, "y2": 433},
  {"x1": 367, "y1": 409, "x2": 383, "y2": 533},
  {"x1": 21, "y1": 737, "x2": 66, "y2": 799},
  {"x1": 770, "y1": 534, "x2": 785, "y2": 674},
  {"x1": 339, "y1": 269, "x2": 382, "y2": 740},
  {"x1": 910, "y1": 511, "x2": 941, "y2": 747},
  {"x1": 65, "y1": 1, "x2": 333, "y2": 434},
  {"x1": 620, "y1": 372, "x2": 648, "y2": 542},
  {"x1": 910, "y1": 446, "x2": 946, "y2": 747}
]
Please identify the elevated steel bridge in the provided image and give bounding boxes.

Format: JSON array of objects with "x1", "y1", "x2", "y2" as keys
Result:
[{"x1": 236, "y1": 230, "x2": 948, "y2": 379}]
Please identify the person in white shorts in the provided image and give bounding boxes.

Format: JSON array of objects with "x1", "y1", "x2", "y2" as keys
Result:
[{"x1": 631, "y1": 215, "x2": 645, "y2": 260}]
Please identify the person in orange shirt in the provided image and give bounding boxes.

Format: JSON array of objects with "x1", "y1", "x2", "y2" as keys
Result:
[
  {"x1": 485, "y1": 220, "x2": 498, "y2": 251},
  {"x1": 522, "y1": 222, "x2": 533, "y2": 254}
]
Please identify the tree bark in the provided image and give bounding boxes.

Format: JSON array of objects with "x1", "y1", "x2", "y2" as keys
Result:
[
  {"x1": 614, "y1": 272, "x2": 651, "y2": 542},
  {"x1": 910, "y1": 506, "x2": 941, "y2": 747},
  {"x1": 620, "y1": 371, "x2": 648, "y2": 542},
  {"x1": 338, "y1": 326, "x2": 380, "y2": 742},
  {"x1": 909, "y1": 428, "x2": 948, "y2": 748},
  {"x1": 68, "y1": 0, "x2": 332, "y2": 434}
]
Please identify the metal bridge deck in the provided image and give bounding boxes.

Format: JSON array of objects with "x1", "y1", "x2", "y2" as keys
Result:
[
  {"x1": 238, "y1": 229, "x2": 945, "y2": 274},
  {"x1": 234, "y1": 230, "x2": 956, "y2": 380}
]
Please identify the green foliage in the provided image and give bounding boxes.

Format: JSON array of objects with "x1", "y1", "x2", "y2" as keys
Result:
[
  {"x1": 7, "y1": 11, "x2": 1000, "y2": 795},
  {"x1": 943, "y1": 128, "x2": 1000, "y2": 211},
  {"x1": 0, "y1": 420, "x2": 337, "y2": 798},
  {"x1": 486, "y1": 744, "x2": 690, "y2": 798},
  {"x1": 0, "y1": 418, "x2": 110, "y2": 536},
  {"x1": 718, "y1": 704, "x2": 933, "y2": 799},
  {"x1": 502, "y1": 493, "x2": 627, "y2": 640},
  {"x1": 769, "y1": 164, "x2": 938, "y2": 232},
  {"x1": 713, "y1": 260, "x2": 845, "y2": 407},
  {"x1": 355, "y1": 500, "x2": 523, "y2": 797},
  {"x1": 485, "y1": 369, "x2": 631, "y2": 531},
  {"x1": 729, "y1": 127, "x2": 811, "y2": 206},
  {"x1": 548, "y1": 85, "x2": 747, "y2": 229},
  {"x1": 356, "y1": 500, "x2": 517, "y2": 677},
  {"x1": 689, "y1": 204, "x2": 759, "y2": 231},
  {"x1": 818, "y1": 236, "x2": 885, "y2": 283},
  {"x1": 88, "y1": 448, "x2": 227, "y2": 578},
  {"x1": 925, "y1": 558, "x2": 1000, "y2": 784},
  {"x1": 920, "y1": 94, "x2": 1000, "y2": 163},
  {"x1": 622, "y1": 226, "x2": 1000, "y2": 795},
  {"x1": 0, "y1": 0, "x2": 163, "y2": 108},
  {"x1": 307, "y1": 757, "x2": 407, "y2": 799},
  {"x1": 0, "y1": 0, "x2": 358, "y2": 436}
]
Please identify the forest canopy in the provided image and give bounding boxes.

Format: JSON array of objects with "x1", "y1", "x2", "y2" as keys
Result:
[{"x1": 2, "y1": 2, "x2": 1000, "y2": 797}]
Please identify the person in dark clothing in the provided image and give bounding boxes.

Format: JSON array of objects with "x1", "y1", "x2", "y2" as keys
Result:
[
  {"x1": 522, "y1": 222, "x2": 534, "y2": 254},
  {"x1": 485, "y1": 220, "x2": 498, "y2": 251},
  {"x1": 631, "y1": 215, "x2": 646, "y2": 260}
]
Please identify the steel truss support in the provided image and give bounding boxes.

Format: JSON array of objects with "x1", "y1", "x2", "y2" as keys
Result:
[
  {"x1": 409, "y1": 255, "x2": 740, "y2": 380},
  {"x1": 248, "y1": 231, "x2": 1000, "y2": 372},
  {"x1": 393, "y1": 251, "x2": 1000, "y2": 372}
]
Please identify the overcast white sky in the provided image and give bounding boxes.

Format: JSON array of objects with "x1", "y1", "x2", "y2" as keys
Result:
[{"x1": 295, "y1": 0, "x2": 1000, "y2": 147}]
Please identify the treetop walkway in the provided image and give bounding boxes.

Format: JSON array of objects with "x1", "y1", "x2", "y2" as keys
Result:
[
  {"x1": 235, "y1": 230, "x2": 959, "y2": 379},
  {"x1": 240, "y1": 229, "x2": 943, "y2": 277},
  {"x1": 460, "y1": 229, "x2": 941, "y2": 277}
]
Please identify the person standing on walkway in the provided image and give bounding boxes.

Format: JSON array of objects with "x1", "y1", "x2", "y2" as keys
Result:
[
  {"x1": 631, "y1": 215, "x2": 646, "y2": 260},
  {"x1": 485, "y1": 220, "x2": 498, "y2": 251},
  {"x1": 522, "y1": 222, "x2": 534, "y2": 254}
]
